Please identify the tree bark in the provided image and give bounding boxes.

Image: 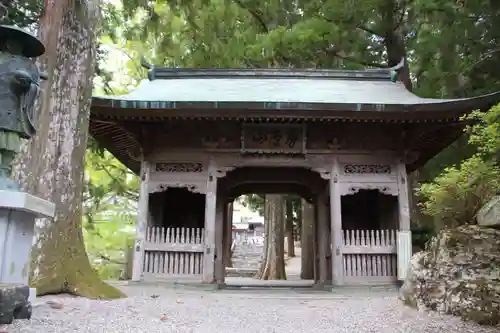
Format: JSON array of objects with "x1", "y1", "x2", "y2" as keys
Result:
[
  {"x1": 12, "y1": 0, "x2": 122, "y2": 299},
  {"x1": 255, "y1": 195, "x2": 286, "y2": 280},
  {"x1": 285, "y1": 197, "x2": 295, "y2": 257},
  {"x1": 300, "y1": 199, "x2": 314, "y2": 280},
  {"x1": 223, "y1": 202, "x2": 233, "y2": 268},
  {"x1": 296, "y1": 201, "x2": 302, "y2": 243}
]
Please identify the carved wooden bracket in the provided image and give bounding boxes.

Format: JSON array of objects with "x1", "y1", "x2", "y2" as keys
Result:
[
  {"x1": 340, "y1": 183, "x2": 398, "y2": 196},
  {"x1": 215, "y1": 166, "x2": 235, "y2": 179},
  {"x1": 312, "y1": 167, "x2": 331, "y2": 180},
  {"x1": 148, "y1": 182, "x2": 206, "y2": 194},
  {"x1": 127, "y1": 146, "x2": 143, "y2": 162}
]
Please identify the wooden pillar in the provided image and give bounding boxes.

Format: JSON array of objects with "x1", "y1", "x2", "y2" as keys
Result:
[
  {"x1": 202, "y1": 161, "x2": 217, "y2": 283},
  {"x1": 396, "y1": 162, "x2": 412, "y2": 281},
  {"x1": 131, "y1": 160, "x2": 150, "y2": 282},
  {"x1": 317, "y1": 192, "x2": 329, "y2": 285},
  {"x1": 330, "y1": 158, "x2": 344, "y2": 286},
  {"x1": 214, "y1": 196, "x2": 225, "y2": 285},
  {"x1": 397, "y1": 162, "x2": 411, "y2": 231},
  {"x1": 313, "y1": 201, "x2": 319, "y2": 283}
]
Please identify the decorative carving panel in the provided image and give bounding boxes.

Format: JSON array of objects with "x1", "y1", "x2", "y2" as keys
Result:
[
  {"x1": 343, "y1": 164, "x2": 392, "y2": 175},
  {"x1": 155, "y1": 162, "x2": 204, "y2": 173}
]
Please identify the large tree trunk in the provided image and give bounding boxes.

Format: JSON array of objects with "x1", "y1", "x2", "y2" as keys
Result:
[
  {"x1": 255, "y1": 195, "x2": 286, "y2": 280},
  {"x1": 12, "y1": 0, "x2": 122, "y2": 299},
  {"x1": 300, "y1": 200, "x2": 314, "y2": 279},
  {"x1": 285, "y1": 196, "x2": 295, "y2": 257}
]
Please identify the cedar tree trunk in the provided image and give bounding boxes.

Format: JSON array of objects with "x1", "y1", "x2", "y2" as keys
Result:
[
  {"x1": 300, "y1": 199, "x2": 314, "y2": 279},
  {"x1": 12, "y1": 0, "x2": 123, "y2": 299},
  {"x1": 285, "y1": 197, "x2": 295, "y2": 257},
  {"x1": 255, "y1": 195, "x2": 286, "y2": 280},
  {"x1": 223, "y1": 202, "x2": 233, "y2": 268}
]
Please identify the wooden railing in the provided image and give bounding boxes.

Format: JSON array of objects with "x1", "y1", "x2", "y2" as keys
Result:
[
  {"x1": 342, "y1": 229, "x2": 397, "y2": 284},
  {"x1": 143, "y1": 227, "x2": 204, "y2": 278}
]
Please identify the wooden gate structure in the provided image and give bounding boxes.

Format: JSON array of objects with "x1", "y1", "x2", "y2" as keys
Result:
[
  {"x1": 89, "y1": 62, "x2": 500, "y2": 286},
  {"x1": 142, "y1": 227, "x2": 204, "y2": 278}
]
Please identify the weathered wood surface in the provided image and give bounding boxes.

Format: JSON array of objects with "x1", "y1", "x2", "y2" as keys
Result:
[
  {"x1": 342, "y1": 229, "x2": 397, "y2": 284},
  {"x1": 143, "y1": 227, "x2": 205, "y2": 278},
  {"x1": 330, "y1": 158, "x2": 344, "y2": 286},
  {"x1": 202, "y1": 162, "x2": 217, "y2": 282}
]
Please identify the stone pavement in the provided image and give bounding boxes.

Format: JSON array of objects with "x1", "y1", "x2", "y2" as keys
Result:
[{"x1": 9, "y1": 284, "x2": 498, "y2": 333}]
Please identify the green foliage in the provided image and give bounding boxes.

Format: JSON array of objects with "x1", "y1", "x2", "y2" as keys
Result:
[
  {"x1": 83, "y1": 138, "x2": 138, "y2": 279},
  {"x1": 241, "y1": 194, "x2": 265, "y2": 215},
  {"x1": 411, "y1": 224, "x2": 436, "y2": 250},
  {"x1": 419, "y1": 104, "x2": 500, "y2": 230},
  {"x1": 1, "y1": 0, "x2": 42, "y2": 27},
  {"x1": 468, "y1": 104, "x2": 500, "y2": 160},
  {"x1": 419, "y1": 156, "x2": 500, "y2": 229}
]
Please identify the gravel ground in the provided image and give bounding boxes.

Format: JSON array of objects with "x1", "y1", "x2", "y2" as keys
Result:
[{"x1": 5, "y1": 285, "x2": 500, "y2": 333}]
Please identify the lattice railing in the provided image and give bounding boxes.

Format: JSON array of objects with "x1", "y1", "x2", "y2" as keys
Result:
[
  {"x1": 342, "y1": 229, "x2": 397, "y2": 283},
  {"x1": 143, "y1": 227, "x2": 204, "y2": 277}
]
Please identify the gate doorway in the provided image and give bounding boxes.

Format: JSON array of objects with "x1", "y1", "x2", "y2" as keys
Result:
[{"x1": 215, "y1": 166, "x2": 330, "y2": 288}]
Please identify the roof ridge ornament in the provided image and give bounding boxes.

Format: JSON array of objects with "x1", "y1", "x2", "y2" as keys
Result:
[
  {"x1": 389, "y1": 58, "x2": 405, "y2": 83},
  {"x1": 140, "y1": 57, "x2": 156, "y2": 81}
]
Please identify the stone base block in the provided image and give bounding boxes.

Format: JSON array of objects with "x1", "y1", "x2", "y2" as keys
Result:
[{"x1": 0, "y1": 284, "x2": 31, "y2": 324}]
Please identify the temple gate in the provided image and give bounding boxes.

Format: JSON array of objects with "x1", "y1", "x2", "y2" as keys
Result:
[{"x1": 89, "y1": 63, "x2": 500, "y2": 287}]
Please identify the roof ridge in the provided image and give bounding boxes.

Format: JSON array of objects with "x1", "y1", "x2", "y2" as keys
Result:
[{"x1": 140, "y1": 58, "x2": 405, "y2": 82}]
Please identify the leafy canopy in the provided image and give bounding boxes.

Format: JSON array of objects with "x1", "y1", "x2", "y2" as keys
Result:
[{"x1": 419, "y1": 104, "x2": 500, "y2": 229}]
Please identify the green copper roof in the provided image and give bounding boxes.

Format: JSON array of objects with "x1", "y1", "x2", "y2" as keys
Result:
[{"x1": 92, "y1": 61, "x2": 500, "y2": 112}]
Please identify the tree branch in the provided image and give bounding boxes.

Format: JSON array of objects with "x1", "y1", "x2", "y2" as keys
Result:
[
  {"x1": 232, "y1": 0, "x2": 268, "y2": 33},
  {"x1": 94, "y1": 163, "x2": 139, "y2": 201},
  {"x1": 356, "y1": 24, "x2": 383, "y2": 37},
  {"x1": 321, "y1": 46, "x2": 388, "y2": 68},
  {"x1": 231, "y1": 0, "x2": 297, "y2": 66},
  {"x1": 465, "y1": 47, "x2": 500, "y2": 72},
  {"x1": 320, "y1": 15, "x2": 384, "y2": 38},
  {"x1": 97, "y1": 254, "x2": 125, "y2": 265}
]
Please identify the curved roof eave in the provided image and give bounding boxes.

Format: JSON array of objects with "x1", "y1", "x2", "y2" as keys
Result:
[{"x1": 91, "y1": 90, "x2": 500, "y2": 114}]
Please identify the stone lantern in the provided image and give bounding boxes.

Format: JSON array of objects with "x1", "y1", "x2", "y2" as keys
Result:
[{"x1": 0, "y1": 25, "x2": 55, "y2": 325}]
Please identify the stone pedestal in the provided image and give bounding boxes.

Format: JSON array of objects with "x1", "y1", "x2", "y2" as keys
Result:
[{"x1": 0, "y1": 190, "x2": 55, "y2": 324}]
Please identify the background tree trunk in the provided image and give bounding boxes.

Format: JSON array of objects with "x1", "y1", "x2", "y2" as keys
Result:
[
  {"x1": 12, "y1": 0, "x2": 122, "y2": 299},
  {"x1": 255, "y1": 195, "x2": 286, "y2": 280},
  {"x1": 300, "y1": 199, "x2": 314, "y2": 279},
  {"x1": 285, "y1": 196, "x2": 295, "y2": 257},
  {"x1": 223, "y1": 202, "x2": 233, "y2": 268},
  {"x1": 255, "y1": 195, "x2": 269, "y2": 278}
]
